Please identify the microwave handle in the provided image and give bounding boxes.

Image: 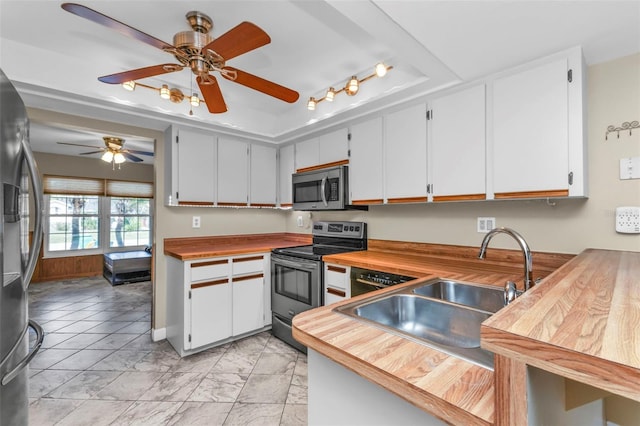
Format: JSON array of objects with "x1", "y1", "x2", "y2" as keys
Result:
[{"x1": 320, "y1": 176, "x2": 328, "y2": 207}]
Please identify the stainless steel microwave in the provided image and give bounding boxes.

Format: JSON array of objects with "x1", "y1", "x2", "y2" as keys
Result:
[{"x1": 292, "y1": 165, "x2": 350, "y2": 211}]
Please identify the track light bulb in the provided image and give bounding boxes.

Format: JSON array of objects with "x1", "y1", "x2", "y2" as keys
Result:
[
  {"x1": 375, "y1": 63, "x2": 388, "y2": 78},
  {"x1": 190, "y1": 94, "x2": 200, "y2": 107},
  {"x1": 326, "y1": 88, "x2": 335, "y2": 102},
  {"x1": 346, "y1": 76, "x2": 359, "y2": 95},
  {"x1": 307, "y1": 97, "x2": 317, "y2": 111},
  {"x1": 160, "y1": 84, "x2": 170, "y2": 100},
  {"x1": 122, "y1": 81, "x2": 136, "y2": 91}
]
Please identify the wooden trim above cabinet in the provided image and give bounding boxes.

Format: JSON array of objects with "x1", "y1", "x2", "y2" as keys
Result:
[
  {"x1": 191, "y1": 278, "x2": 228, "y2": 289},
  {"x1": 232, "y1": 273, "x2": 264, "y2": 282},
  {"x1": 433, "y1": 194, "x2": 486, "y2": 202},
  {"x1": 178, "y1": 201, "x2": 214, "y2": 206},
  {"x1": 296, "y1": 159, "x2": 349, "y2": 174},
  {"x1": 494, "y1": 189, "x2": 569, "y2": 199},
  {"x1": 352, "y1": 199, "x2": 383, "y2": 205},
  {"x1": 386, "y1": 196, "x2": 428, "y2": 204},
  {"x1": 192, "y1": 259, "x2": 228, "y2": 268}
]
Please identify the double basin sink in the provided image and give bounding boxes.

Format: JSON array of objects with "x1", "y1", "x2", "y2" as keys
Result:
[{"x1": 335, "y1": 278, "x2": 516, "y2": 370}]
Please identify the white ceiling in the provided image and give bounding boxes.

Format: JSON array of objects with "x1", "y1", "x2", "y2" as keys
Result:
[{"x1": 1, "y1": 0, "x2": 639, "y2": 162}]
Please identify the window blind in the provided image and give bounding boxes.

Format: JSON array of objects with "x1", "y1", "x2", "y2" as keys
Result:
[
  {"x1": 106, "y1": 180, "x2": 154, "y2": 198},
  {"x1": 43, "y1": 175, "x2": 153, "y2": 198}
]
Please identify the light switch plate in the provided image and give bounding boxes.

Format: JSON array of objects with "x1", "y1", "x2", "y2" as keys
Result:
[
  {"x1": 477, "y1": 217, "x2": 496, "y2": 233},
  {"x1": 619, "y1": 156, "x2": 640, "y2": 180},
  {"x1": 615, "y1": 207, "x2": 640, "y2": 233}
]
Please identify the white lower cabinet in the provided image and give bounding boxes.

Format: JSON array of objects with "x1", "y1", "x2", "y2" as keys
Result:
[
  {"x1": 324, "y1": 263, "x2": 350, "y2": 306},
  {"x1": 166, "y1": 253, "x2": 270, "y2": 357}
]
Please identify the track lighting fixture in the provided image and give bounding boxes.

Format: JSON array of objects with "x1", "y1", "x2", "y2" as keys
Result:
[
  {"x1": 120, "y1": 80, "x2": 204, "y2": 108},
  {"x1": 307, "y1": 62, "x2": 392, "y2": 110}
]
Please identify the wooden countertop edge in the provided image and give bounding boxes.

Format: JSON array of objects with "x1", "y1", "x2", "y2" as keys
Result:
[
  {"x1": 293, "y1": 319, "x2": 492, "y2": 426},
  {"x1": 164, "y1": 245, "x2": 278, "y2": 261},
  {"x1": 481, "y1": 324, "x2": 640, "y2": 403}
]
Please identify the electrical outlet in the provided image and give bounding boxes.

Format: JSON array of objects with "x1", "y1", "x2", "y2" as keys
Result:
[
  {"x1": 477, "y1": 217, "x2": 496, "y2": 233},
  {"x1": 615, "y1": 207, "x2": 640, "y2": 233},
  {"x1": 297, "y1": 216, "x2": 304, "y2": 227},
  {"x1": 192, "y1": 216, "x2": 201, "y2": 229}
]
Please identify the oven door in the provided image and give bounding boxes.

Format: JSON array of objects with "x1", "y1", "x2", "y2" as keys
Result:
[{"x1": 271, "y1": 253, "x2": 321, "y2": 320}]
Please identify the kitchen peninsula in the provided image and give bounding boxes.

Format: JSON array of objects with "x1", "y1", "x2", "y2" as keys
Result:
[{"x1": 293, "y1": 247, "x2": 639, "y2": 425}]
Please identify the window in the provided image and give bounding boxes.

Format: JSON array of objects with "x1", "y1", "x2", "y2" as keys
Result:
[{"x1": 43, "y1": 175, "x2": 153, "y2": 257}]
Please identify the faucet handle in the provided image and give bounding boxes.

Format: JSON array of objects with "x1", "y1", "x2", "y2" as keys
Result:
[{"x1": 504, "y1": 281, "x2": 517, "y2": 306}]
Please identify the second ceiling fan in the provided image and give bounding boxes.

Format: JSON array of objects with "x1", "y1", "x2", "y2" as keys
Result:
[{"x1": 61, "y1": 3, "x2": 300, "y2": 113}]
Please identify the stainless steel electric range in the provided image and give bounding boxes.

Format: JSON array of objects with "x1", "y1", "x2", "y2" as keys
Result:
[{"x1": 270, "y1": 221, "x2": 367, "y2": 352}]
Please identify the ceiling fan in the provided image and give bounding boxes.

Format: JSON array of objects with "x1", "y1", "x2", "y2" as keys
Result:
[
  {"x1": 57, "y1": 137, "x2": 153, "y2": 164},
  {"x1": 61, "y1": 3, "x2": 300, "y2": 113}
]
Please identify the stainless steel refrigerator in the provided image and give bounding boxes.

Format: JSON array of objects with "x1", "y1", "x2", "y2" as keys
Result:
[{"x1": 0, "y1": 68, "x2": 45, "y2": 425}]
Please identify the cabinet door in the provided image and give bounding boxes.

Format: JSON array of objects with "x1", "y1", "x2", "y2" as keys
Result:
[
  {"x1": 232, "y1": 275, "x2": 264, "y2": 336},
  {"x1": 190, "y1": 280, "x2": 232, "y2": 348},
  {"x1": 492, "y1": 58, "x2": 569, "y2": 198},
  {"x1": 318, "y1": 128, "x2": 349, "y2": 165},
  {"x1": 430, "y1": 85, "x2": 486, "y2": 201},
  {"x1": 295, "y1": 137, "x2": 319, "y2": 171},
  {"x1": 384, "y1": 104, "x2": 428, "y2": 203},
  {"x1": 217, "y1": 137, "x2": 248, "y2": 205},
  {"x1": 278, "y1": 144, "x2": 295, "y2": 207},
  {"x1": 350, "y1": 118, "x2": 384, "y2": 204},
  {"x1": 250, "y1": 144, "x2": 277, "y2": 206},
  {"x1": 177, "y1": 129, "x2": 216, "y2": 205}
]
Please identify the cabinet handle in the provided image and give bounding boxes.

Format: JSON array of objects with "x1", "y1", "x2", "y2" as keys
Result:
[
  {"x1": 191, "y1": 278, "x2": 228, "y2": 289},
  {"x1": 327, "y1": 288, "x2": 346, "y2": 298},
  {"x1": 192, "y1": 259, "x2": 228, "y2": 268},
  {"x1": 233, "y1": 273, "x2": 263, "y2": 283},
  {"x1": 233, "y1": 256, "x2": 264, "y2": 263},
  {"x1": 327, "y1": 265, "x2": 346, "y2": 274}
]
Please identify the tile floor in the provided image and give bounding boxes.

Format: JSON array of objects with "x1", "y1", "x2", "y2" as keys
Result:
[{"x1": 27, "y1": 276, "x2": 308, "y2": 425}]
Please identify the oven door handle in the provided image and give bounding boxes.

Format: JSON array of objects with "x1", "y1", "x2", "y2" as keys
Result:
[
  {"x1": 356, "y1": 277, "x2": 391, "y2": 290},
  {"x1": 273, "y1": 256, "x2": 318, "y2": 271},
  {"x1": 320, "y1": 176, "x2": 328, "y2": 207}
]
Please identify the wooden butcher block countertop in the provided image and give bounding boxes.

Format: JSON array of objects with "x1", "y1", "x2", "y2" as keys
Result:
[
  {"x1": 482, "y1": 248, "x2": 640, "y2": 402},
  {"x1": 164, "y1": 232, "x2": 310, "y2": 260}
]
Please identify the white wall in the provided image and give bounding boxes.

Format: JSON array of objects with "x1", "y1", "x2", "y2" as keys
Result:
[{"x1": 285, "y1": 53, "x2": 640, "y2": 255}]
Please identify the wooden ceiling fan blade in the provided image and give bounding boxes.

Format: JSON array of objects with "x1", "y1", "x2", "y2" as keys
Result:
[
  {"x1": 61, "y1": 3, "x2": 174, "y2": 51},
  {"x1": 203, "y1": 22, "x2": 270, "y2": 61},
  {"x1": 124, "y1": 149, "x2": 154, "y2": 157},
  {"x1": 197, "y1": 76, "x2": 227, "y2": 113},
  {"x1": 122, "y1": 152, "x2": 144, "y2": 162},
  {"x1": 99, "y1": 64, "x2": 183, "y2": 84},
  {"x1": 222, "y1": 67, "x2": 299, "y2": 103},
  {"x1": 57, "y1": 142, "x2": 104, "y2": 149}
]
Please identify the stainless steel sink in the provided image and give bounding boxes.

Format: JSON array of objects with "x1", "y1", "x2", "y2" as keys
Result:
[
  {"x1": 412, "y1": 279, "x2": 510, "y2": 313},
  {"x1": 335, "y1": 277, "x2": 503, "y2": 369}
]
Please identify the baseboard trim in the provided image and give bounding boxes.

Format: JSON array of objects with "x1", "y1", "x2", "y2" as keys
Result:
[{"x1": 151, "y1": 328, "x2": 166, "y2": 341}]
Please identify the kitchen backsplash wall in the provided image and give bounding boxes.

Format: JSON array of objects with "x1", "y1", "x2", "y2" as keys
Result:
[{"x1": 285, "y1": 53, "x2": 640, "y2": 255}]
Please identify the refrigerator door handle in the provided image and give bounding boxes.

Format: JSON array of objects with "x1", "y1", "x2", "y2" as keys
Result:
[
  {"x1": 0, "y1": 320, "x2": 44, "y2": 385},
  {"x1": 21, "y1": 132, "x2": 44, "y2": 290}
]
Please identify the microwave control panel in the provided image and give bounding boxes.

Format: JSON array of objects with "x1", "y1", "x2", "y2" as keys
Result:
[{"x1": 327, "y1": 178, "x2": 339, "y2": 201}]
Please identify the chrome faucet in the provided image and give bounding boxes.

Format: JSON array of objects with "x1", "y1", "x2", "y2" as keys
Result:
[{"x1": 478, "y1": 227, "x2": 534, "y2": 293}]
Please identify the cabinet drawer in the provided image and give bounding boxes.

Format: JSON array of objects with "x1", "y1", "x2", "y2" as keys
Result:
[
  {"x1": 232, "y1": 255, "x2": 264, "y2": 276},
  {"x1": 190, "y1": 259, "x2": 230, "y2": 282},
  {"x1": 325, "y1": 264, "x2": 348, "y2": 290}
]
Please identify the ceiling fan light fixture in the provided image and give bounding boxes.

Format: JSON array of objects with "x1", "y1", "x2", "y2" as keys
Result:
[
  {"x1": 190, "y1": 93, "x2": 200, "y2": 107},
  {"x1": 307, "y1": 97, "x2": 317, "y2": 111},
  {"x1": 160, "y1": 84, "x2": 170, "y2": 99},
  {"x1": 101, "y1": 151, "x2": 114, "y2": 163},
  {"x1": 113, "y1": 152, "x2": 126, "y2": 164},
  {"x1": 346, "y1": 76, "x2": 359, "y2": 96},
  {"x1": 122, "y1": 81, "x2": 136, "y2": 91}
]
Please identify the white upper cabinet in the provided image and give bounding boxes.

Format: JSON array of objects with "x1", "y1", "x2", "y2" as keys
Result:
[
  {"x1": 167, "y1": 127, "x2": 216, "y2": 206},
  {"x1": 278, "y1": 144, "x2": 295, "y2": 207},
  {"x1": 349, "y1": 117, "x2": 384, "y2": 204},
  {"x1": 250, "y1": 144, "x2": 277, "y2": 206},
  {"x1": 217, "y1": 137, "x2": 248, "y2": 205},
  {"x1": 384, "y1": 103, "x2": 428, "y2": 202},
  {"x1": 429, "y1": 85, "x2": 486, "y2": 201},
  {"x1": 318, "y1": 128, "x2": 349, "y2": 165},
  {"x1": 491, "y1": 52, "x2": 585, "y2": 198},
  {"x1": 295, "y1": 137, "x2": 320, "y2": 171}
]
